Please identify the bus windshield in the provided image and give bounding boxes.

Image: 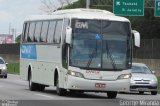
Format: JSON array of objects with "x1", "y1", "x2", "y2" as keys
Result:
[{"x1": 70, "y1": 19, "x2": 131, "y2": 70}]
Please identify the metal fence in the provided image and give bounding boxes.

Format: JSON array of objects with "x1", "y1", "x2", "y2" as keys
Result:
[
  {"x1": 1, "y1": 39, "x2": 160, "y2": 59},
  {"x1": 0, "y1": 40, "x2": 160, "y2": 75},
  {"x1": 0, "y1": 44, "x2": 20, "y2": 63},
  {"x1": 0, "y1": 44, "x2": 19, "y2": 55},
  {"x1": 133, "y1": 39, "x2": 160, "y2": 59},
  {"x1": 133, "y1": 39, "x2": 160, "y2": 76}
]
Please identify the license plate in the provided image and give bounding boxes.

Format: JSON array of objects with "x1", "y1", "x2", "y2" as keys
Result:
[
  {"x1": 95, "y1": 83, "x2": 106, "y2": 88},
  {"x1": 138, "y1": 88, "x2": 147, "y2": 91}
]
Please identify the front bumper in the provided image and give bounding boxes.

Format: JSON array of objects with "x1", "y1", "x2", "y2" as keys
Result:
[
  {"x1": 66, "y1": 75, "x2": 130, "y2": 92},
  {"x1": 130, "y1": 83, "x2": 158, "y2": 92}
]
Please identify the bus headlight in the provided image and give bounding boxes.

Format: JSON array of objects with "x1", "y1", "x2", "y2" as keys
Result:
[
  {"x1": 68, "y1": 70, "x2": 84, "y2": 78},
  {"x1": 117, "y1": 74, "x2": 132, "y2": 80}
]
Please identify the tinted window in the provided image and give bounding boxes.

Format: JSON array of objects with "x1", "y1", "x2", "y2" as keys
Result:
[
  {"x1": 70, "y1": 19, "x2": 131, "y2": 70},
  {"x1": 22, "y1": 23, "x2": 27, "y2": 42},
  {"x1": 54, "y1": 20, "x2": 63, "y2": 44},
  {"x1": 34, "y1": 22, "x2": 42, "y2": 42},
  {"x1": 132, "y1": 65, "x2": 152, "y2": 74},
  {"x1": 0, "y1": 59, "x2": 4, "y2": 64},
  {"x1": 24, "y1": 23, "x2": 30, "y2": 42},
  {"x1": 47, "y1": 21, "x2": 56, "y2": 43},
  {"x1": 28, "y1": 22, "x2": 36, "y2": 42},
  {"x1": 41, "y1": 21, "x2": 49, "y2": 42}
]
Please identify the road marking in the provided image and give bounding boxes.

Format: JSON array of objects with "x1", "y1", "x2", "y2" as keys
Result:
[{"x1": 35, "y1": 93, "x2": 54, "y2": 99}]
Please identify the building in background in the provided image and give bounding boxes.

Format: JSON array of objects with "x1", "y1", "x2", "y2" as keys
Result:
[{"x1": 0, "y1": 34, "x2": 13, "y2": 44}]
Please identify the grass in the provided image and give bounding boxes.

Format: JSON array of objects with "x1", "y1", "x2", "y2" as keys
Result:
[
  {"x1": 158, "y1": 76, "x2": 160, "y2": 93},
  {"x1": 7, "y1": 63, "x2": 20, "y2": 74}
]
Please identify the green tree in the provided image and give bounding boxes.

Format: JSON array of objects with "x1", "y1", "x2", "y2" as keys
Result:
[
  {"x1": 15, "y1": 34, "x2": 21, "y2": 43},
  {"x1": 64, "y1": 0, "x2": 160, "y2": 39},
  {"x1": 40, "y1": 0, "x2": 160, "y2": 39}
]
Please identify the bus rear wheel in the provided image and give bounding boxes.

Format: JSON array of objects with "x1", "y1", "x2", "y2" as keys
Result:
[
  {"x1": 28, "y1": 72, "x2": 38, "y2": 91},
  {"x1": 37, "y1": 84, "x2": 45, "y2": 91},
  {"x1": 56, "y1": 76, "x2": 66, "y2": 96},
  {"x1": 107, "y1": 91, "x2": 117, "y2": 99}
]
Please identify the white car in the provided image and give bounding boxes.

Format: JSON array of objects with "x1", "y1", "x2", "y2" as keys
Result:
[
  {"x1": 130, "y1": 63, "x2": 158, "y2": 95},
  {"x1": 0, "y1": 57, "x2": 8, "y2": 78}
]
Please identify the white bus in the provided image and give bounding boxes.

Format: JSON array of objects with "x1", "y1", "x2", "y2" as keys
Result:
[{"x1": 20, "y1": 9, "x2": 140, "y2": 98}]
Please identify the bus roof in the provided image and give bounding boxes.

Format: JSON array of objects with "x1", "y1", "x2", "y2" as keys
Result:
[{"x1": 25, "y1": 8, "x2": 130, "y2": 22}]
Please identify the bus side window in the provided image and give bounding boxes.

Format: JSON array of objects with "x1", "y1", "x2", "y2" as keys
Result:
[
  {"x1": 22, "y1": 23, "x2": 27, "y2": 42},
  {"x1": 28, "y1": 22, "x2": 36, "y2": 42},
  {"x1": 34, "y1": 21, "x2": 42, "y2": 42},
  {"x1": 47, "y1": 21, "x2": 56, "y2": 43},
  {"x1": 41, "y1": 21, "x2": 49, "y2": 42},
  {"x1": 54, "y1": 20, "x2": 63, "y2": 44},
  {"x1": 23, "y1": 22, "x2": 30, "y2": 42}
]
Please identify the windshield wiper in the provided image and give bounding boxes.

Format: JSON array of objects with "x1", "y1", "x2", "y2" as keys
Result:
[
  {"x1": 86, "y1": 40, "x2": 98, "y2": 69},
  {"x1": 106, "y1": 41, "x2": 117, "y2": 70},
  {"x1": 133, "y1": 72, "x2": 146, "y2": 74}
]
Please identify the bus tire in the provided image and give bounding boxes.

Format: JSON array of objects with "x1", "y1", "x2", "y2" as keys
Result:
[
  {"x1": 28, "y1": 72, "x2": 37, "y2": 91},
  {"x1": 38, "y1": 84, "x2": 45, "y2": 91},
  {"x1": 107, "y1": 91, "x2": 117, "y2": 99},
  {"x1": 56, "y1": 75, "x2": 66, "y2": 96},
  {"x1": 139, "y1": 91, "x2": 144, "y2": 94}
]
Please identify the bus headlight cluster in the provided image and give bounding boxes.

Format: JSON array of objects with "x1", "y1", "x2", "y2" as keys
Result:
[
  {"x1": 68, "y1": 70, "x2": 84, "y2": 78},
  {"x1": 117, "y1": 73, "x2": 132, "y2": 80}
]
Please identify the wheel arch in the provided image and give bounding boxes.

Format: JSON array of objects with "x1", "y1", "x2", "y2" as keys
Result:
[
  {"x1": 27, "y1": 63, "x2": 33, "y2": 81},
  {"x1": 54, "y1": 66, "x2": 60, "y2": 86}
]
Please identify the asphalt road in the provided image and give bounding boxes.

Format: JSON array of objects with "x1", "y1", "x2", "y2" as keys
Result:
[{"x1": 0, "y1": 74, "x2": 160, "y2": 106}]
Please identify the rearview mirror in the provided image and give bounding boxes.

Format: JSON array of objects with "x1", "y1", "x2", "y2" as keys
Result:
[
  {"x1": 132, "y1": 30, "x2": 140, "y2": 47},
  {"x1": 6, "y1": 63, "x2": 8, "y2": 65},
  {"x1": 65, "y1": 26, "x2": 72, "y2": 45}
]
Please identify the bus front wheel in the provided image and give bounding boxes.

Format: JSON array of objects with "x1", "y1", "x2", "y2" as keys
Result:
[
  {"x1": 56, "y1": 75, "x2": 67, "y2": 96},
  {"x1": 107, "y1": 91, "x2": 117, "y2": 99}
]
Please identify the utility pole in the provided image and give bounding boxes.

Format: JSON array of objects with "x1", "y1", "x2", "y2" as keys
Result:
[
  {"x1": 15, "y1": 28, "x2": 17, "y2": 43},
  {"x1": 86, "y1": 0, "x2": 90, "y2": 9},
  {"x1": 12, "y1": 28, "x2": 15, "y2": 43},
  {"x1": 9, "y1": 23, "x2": 11, "y2": 35}
]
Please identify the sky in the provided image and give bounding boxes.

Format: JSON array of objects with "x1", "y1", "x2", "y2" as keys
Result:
[
  {"x1": 0, "y1": 0, "x2": 77, "y2": 36},
  {"x1": 0, "y1": 0, "x2": 43, "y2": 35}
]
